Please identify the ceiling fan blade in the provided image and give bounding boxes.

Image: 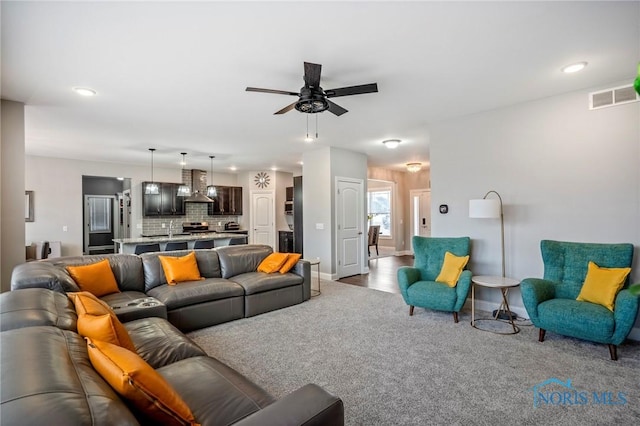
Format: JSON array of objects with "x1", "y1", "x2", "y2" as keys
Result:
[
  {"x1": 246, "y1": 87, "x2": 299, "y2": 96},
  {"x1": 304, "y1": 62, "x2": 322, "y2": 88},
  {"x1": 274, "y1": 101, "x2": 297, "y2": 115},
  {"x1": 327, "y1": 100, "x2": 348, "y2": 116},
  {"x1": 325, "y1": 83, "x2": 378, "y2": 98}
]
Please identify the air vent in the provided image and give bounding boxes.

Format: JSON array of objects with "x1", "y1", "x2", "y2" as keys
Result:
[{"x1": 589, "y1": 84, "x2": 639, "y2": 110}]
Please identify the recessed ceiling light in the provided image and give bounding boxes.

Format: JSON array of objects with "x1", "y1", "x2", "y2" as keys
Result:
[
  {"x1": 229, "y1": 166, "x2": 237, "y2": 171},
  {"x1": 271, "y1": 167, "x2": 278, "y2": 171},
  {"x1": 73, "y1": 87, "x2": 97, "y2": 96},
  {"x1": 561, "y1": 62, "x2": 587, "y2": 74},
  {"x1": 383, "y1": 139, "x2": 401, "y2": 149}
]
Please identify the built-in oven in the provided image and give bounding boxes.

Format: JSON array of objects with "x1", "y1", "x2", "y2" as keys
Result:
[{"x1": 284, "y1": 201, "x2": 293, "y2": 215}]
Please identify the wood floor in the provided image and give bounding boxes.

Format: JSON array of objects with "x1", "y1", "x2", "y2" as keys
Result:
[{"x1": 338, "y1": 254, "x2": 414, "y2": 294}]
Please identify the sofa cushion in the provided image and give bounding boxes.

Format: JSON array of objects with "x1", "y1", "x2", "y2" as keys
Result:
[
  {"x1": 158, "y1": 356, "x2": 275, "y2": 426},
  {"x1": 230, "y1": 271, "x2": 303, "y2": 296},
  {"x1": 142, "y1": 250, "x2": 222, "y2": 292},
  {"x1": 257, "y1": 252, "x2": 289, "y2": 273},
  {"x1": 11, "y1": 261, "x2": 80, "y2": 293},
  {"x1": 47, "y1": 254, "x2": 146, "y2": 293},
  {"x1": 159, "y1": 252, "x2": 204, "y2": 284},
  {"x1": 538, "y1": 298, "x2": 615, "y2": 343},
  {"x1": 147, "y1": 278, "x2": 245, "y2": 310},
  {"x1": 0, "y1": 327, "x2": 139, "y2": 426},
  {"x1": 66, "y1": 258, "x2": 121, "y2": 297},
  {"x1": 279, "y1": 253, "x2": 301, "y2": 274},
  {"x1": 0, "y1": 288, "x2": 77, "y2": 332},
  {"x1": 70, "y1": 292, "x2": 137, "y2": 352},
  {"x1": 86, "y1": 338, "x2": 198, "y2": 426},
  {"x1": 217, "y1": 245, "x2": 273, "y2": 279},
  {"x1": 125, "y1": 317, "x2": 207, "y2": 368}
]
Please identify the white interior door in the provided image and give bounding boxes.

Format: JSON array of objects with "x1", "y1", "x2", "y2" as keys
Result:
[
  {"x1": 250, "y1": 191, "x2": 275, "y2": 248},
  {"x1": 410, "y1": 189, "x2": 431, "y2": 244},
  {"x1": 337, "y1": 178, "x2": 363, "y2": 278}
]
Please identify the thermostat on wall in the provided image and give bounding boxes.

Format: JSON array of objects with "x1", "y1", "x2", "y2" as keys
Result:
[{"x1": 439, "y1": 204, "x2": 449, "y2": 214}]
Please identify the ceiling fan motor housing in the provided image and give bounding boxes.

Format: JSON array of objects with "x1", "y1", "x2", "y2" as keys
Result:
[{"x1": 295, "y1": 86, "x2": 329, "y2": 113}]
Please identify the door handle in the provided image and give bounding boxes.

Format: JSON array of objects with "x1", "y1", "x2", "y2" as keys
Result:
[{"x1": 358, "y1": 232, "x2": 363, "y2": 235}]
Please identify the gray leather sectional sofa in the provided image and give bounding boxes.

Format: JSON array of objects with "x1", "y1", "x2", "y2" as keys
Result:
[
  {"x1": 0, "y1": 288, "x2": 344, "y2": 425},
  {"x1": 2, "y1": 245, "x2": 344, "y2": 425},
  {"x1": 11, "y1": 244, "x2": 311, "y2": 331}
]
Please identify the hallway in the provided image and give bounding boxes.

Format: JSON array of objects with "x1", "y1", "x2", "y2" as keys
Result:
[{"x1": 338, "y1": 254, "x2": 413, "y2": 294}]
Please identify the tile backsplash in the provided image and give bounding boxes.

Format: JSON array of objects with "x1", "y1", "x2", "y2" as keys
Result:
[{"x1": 142, "y1": 203, "x2": 239, "y2": 235}]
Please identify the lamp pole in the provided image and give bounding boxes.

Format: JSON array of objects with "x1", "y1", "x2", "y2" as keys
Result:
[{"x1": 482, "y1": 190, "x2": 505, "y2": 278}]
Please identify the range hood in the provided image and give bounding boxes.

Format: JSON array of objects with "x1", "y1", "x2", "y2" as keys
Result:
[{"x1": 184, "y1": 169, "x2": 214, "y2": 203}]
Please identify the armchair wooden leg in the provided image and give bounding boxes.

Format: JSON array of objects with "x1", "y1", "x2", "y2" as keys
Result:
[
  {"x1": 452, "y1": 312, "x2": 458, "y2": 323},
  {"x1": 409, "y1": 306, "x2": 414, "y2": 316},
  {"x1": 538, "y1": 329, "x2": 546, "y2": 342},
  {"x1": 608, "y1": 344, "x2": 618, "y2": 361}
]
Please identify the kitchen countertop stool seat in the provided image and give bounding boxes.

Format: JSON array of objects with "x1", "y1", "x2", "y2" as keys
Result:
[
  {"x1": 194, "y1": 240, "x2": 215, "y2": 249},
  {"x1": 165, "y1": 241, "x2": 188, "y2": 251},
  {"x1": 134, "y1": 243, "x2": 160, "y2": 255}
]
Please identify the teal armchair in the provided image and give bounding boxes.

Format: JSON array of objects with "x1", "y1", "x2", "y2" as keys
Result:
[
  {"x1": 521, "y1": 240, "x2": 639, "y2": 360},
  {"x1": 397, "y1": 236, "x2": 471, "y2": 323}
]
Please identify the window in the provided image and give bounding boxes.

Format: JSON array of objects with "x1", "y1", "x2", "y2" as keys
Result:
[{"x1": 367, "y1": 188, "x2": 392, "y2": 237}]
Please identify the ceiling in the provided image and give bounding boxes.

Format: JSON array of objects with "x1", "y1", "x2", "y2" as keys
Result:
[{"x1": 2, "y1": 1, "x2": 638, "y2": 174}]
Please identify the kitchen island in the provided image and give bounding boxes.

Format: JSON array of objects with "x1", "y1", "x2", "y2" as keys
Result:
[{"x1": 113, "y1": 232, "x2": 247, "y2": 254}]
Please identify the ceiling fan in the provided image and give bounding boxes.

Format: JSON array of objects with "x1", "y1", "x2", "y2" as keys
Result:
[{"x1": 246, "y1": 62, "x2": 378, "y2": 116}]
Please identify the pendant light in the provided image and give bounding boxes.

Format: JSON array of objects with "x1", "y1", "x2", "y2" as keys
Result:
[
  {"x1": 206, "y1": 155, "x2": 217, "y2": 198},
  {"x1": 145, "y1": 148, "x2": 160, "y2": 195},
  {"x1": 177, "y1": 152, "x2": 190, "y2": 196}
]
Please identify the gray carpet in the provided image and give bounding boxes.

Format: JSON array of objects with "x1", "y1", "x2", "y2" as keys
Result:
[{"x1": 188, "y1": 281, "x2": 640, "y2": 425}]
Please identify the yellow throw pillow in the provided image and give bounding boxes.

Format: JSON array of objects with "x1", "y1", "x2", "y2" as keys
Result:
[
  {"x1": 66, "y1": 259, "x2": 120, "y2": 297},
  {"x1": 257, "y1": 252, "x2": 289, "y2": 273},
  {"x1": 435, "y1": 251, "x2": 470, "y2": 287},
  {"x1": 69, "y1": 292, "x2": 136, "y2": 352},
  {"x1": 158, "y1": 252, "x2": 203, "y2": 285},
  {"x1": 279, "y1": 253, "x2": 302, "y2": 274},
  {"x1": 576, "y1": 261, "x2": 631, "y2": 311},
  {"x1": 86, "y1": 338, "x2": 199, "y2": 426}
]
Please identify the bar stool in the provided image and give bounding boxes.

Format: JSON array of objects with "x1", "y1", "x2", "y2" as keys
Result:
[
  {"x1": 194, "y1": 240, "x2": 215, "y2": 249},
  {"x1": 165, "y1": 241, "x2": 188, "y2": 251},
  {"x1": 134, "y1": 243, "x2": 160, "y2": 255},
  {"x1": 229, "y1": 237, "x2": 247, "y2": 245}
]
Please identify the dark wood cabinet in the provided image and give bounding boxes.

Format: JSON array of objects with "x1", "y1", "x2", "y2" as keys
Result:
[
  {"x1": 142, "y1": 182, "x2": 185, "y2": 216},
  {"x1": 279, "y1": 231, "x2": 294, "y2": 253},
  {"x1": 207, "y1": 186, "x2": 243, "y2": 215}
]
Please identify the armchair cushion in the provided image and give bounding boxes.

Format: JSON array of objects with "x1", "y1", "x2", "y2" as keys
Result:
[
  {"x1": 576, "y1": 261, "x2": 630, "y2": 311},
  {"x1": 435, "y1": 252, "x2": 469, "y2": 287}
]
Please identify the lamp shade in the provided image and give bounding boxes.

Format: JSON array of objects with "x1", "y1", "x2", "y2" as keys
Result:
[{"x1": 469, "y1": 199, "x2": 501, "y2": 218}]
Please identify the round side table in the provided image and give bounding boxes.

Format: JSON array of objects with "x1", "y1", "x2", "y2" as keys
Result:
[{"x1": 471, "y1": 275, "x2": 520, "y2": 334}]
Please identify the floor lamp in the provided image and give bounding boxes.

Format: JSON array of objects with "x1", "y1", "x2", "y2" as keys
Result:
[{"x1": 469, "y1": 191, "x2": 515, "y2": 320}]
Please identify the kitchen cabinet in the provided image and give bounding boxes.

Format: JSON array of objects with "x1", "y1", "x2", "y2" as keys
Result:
[
  {"x1": 208, "y1": 186, "x2": 243, "y2": 215},
  {"x1": 142, "y1": 182, "x2": 185, "y2": 216},
  {"x1": 293, "y1": 176, "x2": 303, "y2": 254}
]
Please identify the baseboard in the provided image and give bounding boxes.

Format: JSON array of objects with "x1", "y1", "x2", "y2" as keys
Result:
[{"x1": 394, "y1": 250, "x2": 412, "y2": 256}]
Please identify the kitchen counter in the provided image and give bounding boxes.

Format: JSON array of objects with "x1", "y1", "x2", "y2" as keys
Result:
[{"x1": 113, "y1": 232, "x2": 247, "y2": 254}]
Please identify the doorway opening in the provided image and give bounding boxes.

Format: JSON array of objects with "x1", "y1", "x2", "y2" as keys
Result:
[{"x1": 82, "y1": 176, "x2": 131, "y2": 254}]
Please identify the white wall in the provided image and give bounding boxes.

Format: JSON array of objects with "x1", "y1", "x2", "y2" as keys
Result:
[
  {"x1": 25, "y1": 156, "x2": 239, "y2": 256},
  {"x1": 430, "y1": 81, "x2": 640, "y2": 332},
  {"x1": 1, "y1": 100, "x2": 26, "y2": 292}
]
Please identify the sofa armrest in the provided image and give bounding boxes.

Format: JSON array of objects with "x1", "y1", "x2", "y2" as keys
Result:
[
  {"x1": 611, "y1": 288, "x2": 640, "y2": 345},
  {"x1": 397, "y1": 266, "x2": 420, "y2": 301},
  {"x1": 11, "y1": 262, "x2": 79, "y2": 293},
  {"x1": 293, "y1": 260, "x2": 312, "y2": 301},
  {"x1": 233, "y1": 383, "x2": 344, "y2": 426},
  {"x1": 520, "y1": 278, "x2": 556, "y2": 325}
]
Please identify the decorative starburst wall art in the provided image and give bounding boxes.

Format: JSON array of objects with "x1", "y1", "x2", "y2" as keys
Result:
[{"x1": 254, "y1": 172, "x2": 270, "y2": 188}]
